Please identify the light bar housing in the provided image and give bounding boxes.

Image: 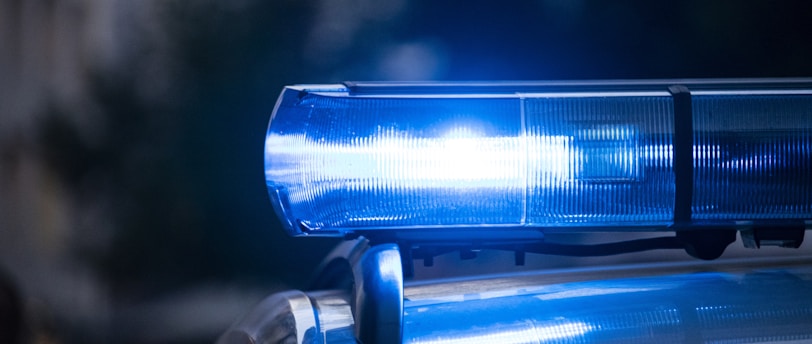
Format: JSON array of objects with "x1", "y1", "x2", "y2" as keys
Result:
[{"x1": 265, "y1": 79, "x2": 812, "y2": 239}]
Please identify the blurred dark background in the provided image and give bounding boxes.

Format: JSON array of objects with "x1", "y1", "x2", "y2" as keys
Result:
[{"x1": 2, "y1": 0, "x2": 812, "y2": 343}]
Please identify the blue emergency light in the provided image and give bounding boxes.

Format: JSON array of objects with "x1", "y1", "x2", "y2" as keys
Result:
[
  {"x1": 219, "y1": 79, "x2": 812, "y2": 344},
  {"x1": 264, "y1": 80, "x2": 812, "y2": 240}
]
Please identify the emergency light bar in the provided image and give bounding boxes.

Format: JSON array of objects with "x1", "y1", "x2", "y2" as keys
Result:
[{"x1": 264, "y1": 80, "x2": 812, "y2": 239}]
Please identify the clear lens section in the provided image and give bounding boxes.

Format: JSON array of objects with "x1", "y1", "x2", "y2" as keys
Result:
[
  {"x1": 266, "y1": 89, "x2": 675, "y2": 234},
  {"x1": 524, "y1": 95, "x2": 675, "y2": 226},
  {"x1": 692, "y1": 93, "x2": 812, "y2": 220},
  {"x1": 266, "y1": 94, "x2": 525, "y2": 231},
  {"x1": 266, "y1": 86, "x2": 812, "y2": 236}
]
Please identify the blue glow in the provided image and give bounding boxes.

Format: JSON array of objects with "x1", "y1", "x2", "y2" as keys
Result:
[
  {"x1": 524, "y1": 95, "x2": 675, "y2": 226},
  {"x1": 265, "y1": 86, "x2": 812, "y2": 235},
  {"x1": 265, "y1": 90, "x2": 675, "y2": 233},
  {"x1": 692, "y1": 94, "x2": 812, "y2": 219},
  {"x1": 403, "y1": 321, "x2": 594, "y2": 344},
  {"x1": 573, "y1": 125, "x2": 641, "y2": 182},
  {"x1": 269, "y1": 132, "x2": 513, "y2": 187},
  {"x1": 402, "y1": 268, "x2": 812, "y2": 343},
  {"x1": 265, "y1": 129, "x2": 567, "y2": 190}
]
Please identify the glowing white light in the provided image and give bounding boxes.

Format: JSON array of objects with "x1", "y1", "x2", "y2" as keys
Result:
[
  {"x1": 265, "y1": 124, "x2": 654, "y2": 227},
  {"x1": 535, "y1": 322, "x2": 595, "y2": 342},
  {"x1": 406, "y1": 321, "x2": 594, "y2": 344},
  {"x1": 533, "y1": 287, "x2": 657, "y2": 301},
  {"x1": 265, "y1": 128, "x2": 572, "y2": 192}
]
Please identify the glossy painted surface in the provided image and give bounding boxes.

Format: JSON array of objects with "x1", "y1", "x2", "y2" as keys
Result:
[{"x1": 402, "y1": 260, "x2": 812, "y2": 343}]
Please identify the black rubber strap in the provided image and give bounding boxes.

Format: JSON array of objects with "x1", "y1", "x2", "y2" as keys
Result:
[{"x1": 669, "y1": 85, "x2": 693, "y2": 225}]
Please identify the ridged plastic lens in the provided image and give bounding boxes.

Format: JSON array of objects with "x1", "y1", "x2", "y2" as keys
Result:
[
  {"x1": 524, "y1": 96, "x2": 674, "y2": 226},
  {"x1": 692, "y1": 93, "x2": 812, "y2": 221},
  {"x1": 265, "y1": 87, "x2": 678, "y2": 235},
  {"x1": 265, "y1": 84, "x2": 812, "y2": 236},
  {"x1": 266, "y1": 96, "x2": 527, "y2": 231}
]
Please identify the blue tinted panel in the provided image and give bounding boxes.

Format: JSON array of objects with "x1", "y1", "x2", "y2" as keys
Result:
[
  {"x1": 266, "y1": 89, "x2": 678, "y2": 235},
  {"x1": 266, "y1": 92, "x2": 525, "y2": 233},
  {"x1": 524, "y1": 95, "x2": 675, "y2": 226},
  {"x1": 266, "y1": 84, "x2": 812, "y2": 236},
  {"x1": 693, "y1": 94, "x2": 812, "y2": 220}
]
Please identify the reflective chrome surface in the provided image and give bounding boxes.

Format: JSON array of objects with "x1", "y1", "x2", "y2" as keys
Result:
[
  {"x1": 217, "y1": 290, "x2": 354, "y2": 344},
  {"x1": 353, "y1": 243, "x2": 404, "y2": 344}
]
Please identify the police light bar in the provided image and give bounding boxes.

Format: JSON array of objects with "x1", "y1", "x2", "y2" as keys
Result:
[{"x1": 264, "y1": 80, "x2": 812, "y2": 239}]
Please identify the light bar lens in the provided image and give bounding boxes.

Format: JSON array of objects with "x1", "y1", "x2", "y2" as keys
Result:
[
  {"x1": 524, "y1": 96, "x2": 674, "y2": 226},
  {"x1": 693, "y1": 93, "x2": 812, "y2": 221},
  {"x1": 265, "y1": 83, "x2": 812, "y2": 236},
  {"x1": 266, "y1": 96, "x2": 528, "y2": 230}
]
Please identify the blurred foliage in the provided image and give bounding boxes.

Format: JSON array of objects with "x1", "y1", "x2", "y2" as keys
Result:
[{"x1": 37, "y1": 0, "x2": 342, "y2": 300}]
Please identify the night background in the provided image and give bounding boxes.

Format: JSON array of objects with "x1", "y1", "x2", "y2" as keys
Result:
[{"x1": 2, "y1": 1, "x2": 812, "y2": 343}]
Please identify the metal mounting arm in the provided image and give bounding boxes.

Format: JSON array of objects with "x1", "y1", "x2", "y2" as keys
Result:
[{"x1": 352, "y1": 243, "x2": 404, "y2": 344}]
